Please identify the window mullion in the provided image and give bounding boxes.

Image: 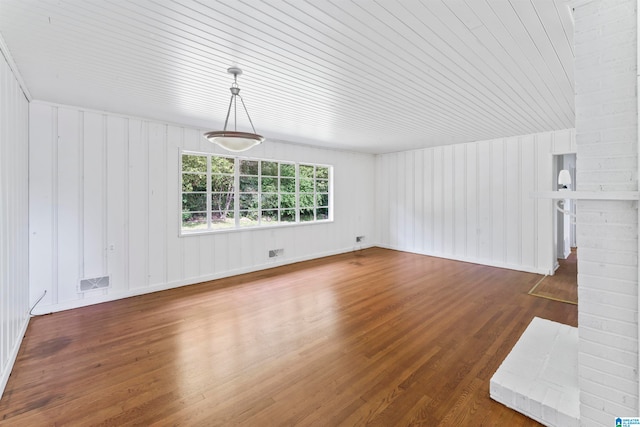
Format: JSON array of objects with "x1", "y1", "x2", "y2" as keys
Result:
[
  {"x1": 257, "y1": 160, "x2": 262, "y2": 226},
  {"x1": 295, "y1": 163, "x2": 300, "y2": 223},
  {"x1": 277, "y1": 162, "x2": 281, "y2": 224},
  {"x1": 234, "y1": 157, "x2": 240, "y2": 227},
  {"x1": 206, "y1": 155, "x2": 212, "y2": 230},
  {"x1": 313, "y1": 165, "x2": 317, "y2": 222}
]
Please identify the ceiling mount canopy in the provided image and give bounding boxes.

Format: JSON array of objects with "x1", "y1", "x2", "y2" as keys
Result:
[{"x1": 204, "y1": 67, "x2": 265, "y2": 152}]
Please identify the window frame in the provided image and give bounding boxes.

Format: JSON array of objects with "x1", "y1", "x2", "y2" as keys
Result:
[{"x1": 180, "y1": 150, "x2": 333, "y2": 236}]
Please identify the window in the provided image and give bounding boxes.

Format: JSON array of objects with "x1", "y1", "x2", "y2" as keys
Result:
[
  {"x1": 299, "y1": 164, "x2": 330, "y2": 222},
  {"x1": 181, "y1": 152, "x2": 332, "y2": 233}
]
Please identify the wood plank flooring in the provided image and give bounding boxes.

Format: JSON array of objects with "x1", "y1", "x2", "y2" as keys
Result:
[
  {"x1": 0, "y1": 248, "x2": 577, "y2": 426},
  {"x1": 528, "y1": 248, "x2": 578, "y2": 305}
]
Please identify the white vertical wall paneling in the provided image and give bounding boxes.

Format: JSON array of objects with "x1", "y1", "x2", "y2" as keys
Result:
[
  {"x1": 128, "y1": 119, "x2": 149, "y2": 290},
  {"x1": 28, "y1": 102, "x2": 376, "y2": 314},
  {"x1": 377, "y1": 155, "x2": 388, "y2": 246},
  {"x1": 505, "y1": 138, "x2": 521, "y2": 267},
  {"x1": 83, "y1": 112, "x2": 106, "y2": 280},
  {"x1": 465, "y1": 143, "x2": 478, "y2": 259},
  {"x1": 477, "y1": 142, "x2": 493, "y2": 262},
  {"x1": 166, "y1": 125, "x2": 184, "y2": 283},
  {"x1": 424, "y1": 149, "x2": 434, "y2": 254},
  {"x1": 1, "y1": 61, "x2": 5, "y2": 371},
  {"x1": 387, "y1": 153, "x2": 397, "y2": 248},
  {"x1": 29, "y1": 103, "x2": 54, "y2": 307},
  {"x1": 376, "y1": 129, "x2": 567, "y2": 274},
  {"x1": 406, "y1": 152, "x2": 416, "y2": 252},
  {"x1": 433, "y1": 147, "x2": 444, "y2": 254},
  {"x1": 395, "y1": 152, "x2": 403, "y2": 249},
  {"x1": 551, "y1": 128, "x2": 576, "y2": 154},
  {"x1": 106, "y1": 116, "x2": 128, "y2": 294},
  {"x1": 148, "y1": 122, "x2": 167, "y2": 286},
  {"x1": 454, "y1": 144, "x2": 466, "y2": 256},
  {"x1": 414, "y1": 150, "x2": 424, "y2": 253},
  {"x1": 536, "y1": 133, "x2": 554, "y2": 270},
  {"x1": 57, "y1": 108, "x2": 82, "y2": 302},
  {"x1": 443, "y1": 146, "x2": 454, "y2": 256},
  {"x1": 0, "y1": 49, "x2": 29, "y2": 399},
  {"x1": 521, "y1": 136, "x2": 537, "y2": 269},
  {"x1": 182, "y1": 130, "x2": 202, "y2": 280}
]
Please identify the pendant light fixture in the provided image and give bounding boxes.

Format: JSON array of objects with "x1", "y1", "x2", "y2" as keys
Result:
[{"x1": 204, "y1": 67, "x2": 264, "y2": 152}]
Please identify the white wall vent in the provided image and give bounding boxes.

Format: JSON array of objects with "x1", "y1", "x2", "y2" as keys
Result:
[
  {"x1": 79, "y1": 275, "x2": 110, "y2": 292},
  {"x1": 269, "y1": 248, "x2": 284, "y2": 258}
]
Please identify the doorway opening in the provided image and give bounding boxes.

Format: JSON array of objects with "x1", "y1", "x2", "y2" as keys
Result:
[{"x1": 529, "y1": 153, "x2": 577, "y2": 304}]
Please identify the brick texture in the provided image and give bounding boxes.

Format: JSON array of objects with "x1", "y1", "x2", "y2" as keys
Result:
[{"x1": 574, "y1": 0, "x2": 638, "y2": 424}]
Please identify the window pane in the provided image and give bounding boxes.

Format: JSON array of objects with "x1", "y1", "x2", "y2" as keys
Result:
[
  {"x1": 261, "y1": 193, "x2": 278, "y2": 209},
  {"x1": 239, "y1": 193, "x2": 258, "y2": 210},
  {"x1": 182, "y1": 212, "x2": 207, "y2": 230},
  {"x1": 316, "y1": 166, "x2": 329, "y2": 179},
  {"x1": 211, "y1": 174, "x2": 234, "y2": 192},
  {"x1": 239, "y1": 210, "x2": 258, "y2": 227},
  {"x1": 299, "y1": 164, "x2": 314, "y2": 178},
  {"x1": 317, "y1": 207, "x2": 329, "y2": 220},
  {"x1": 211, "y1": 156, "x2": 235, "y2": 174},
  {"x1": 182, "y1": 154, "x2": 207, "y2": 173},
  {"x1": 261, "y1": 177, "x2": 277, "y2": 192},
  {"x1": 211, "y1": 211, "x2": 235, "y2": 229},
  {"x1": 261, "y1": 209, "x2": 278, "y2": 223},
  {"x1": 299, "y1": 208, "x2": 314, "y2": 222},
  {"x1": 182, "y1": 173, "x2": 206, "y2": 192},
  {"x1": 316, "y1": 179, "x2": 328, "y2": 193},
  {"x1": 211, "y1": 193, "x2": 234, "y2": 211},
  {"x1": 280, "y1": 193, "x2": 295, "y2": 209},
  {"x1": 317, "y1": 193, "x2": 329, "y2": 207},
  {"x1": 261, "y1": 161, "x2": 278, "y2": 176},
  {"x1": 240, "y1": 160, "x2": 258, "y2": 175},
  {"x1": 280, "y1": 209, "x2": 296, "y2": 222},
  {"x1": 182, "y1": 193, "x2": 206, "y2": 212},
  {"x1": 280, "y1": 177, "x2": 295, "y2": 193},
  {"x1": 300, "y1": 193, "x2": 314, "y2": 208},
  {"x1": 239, "y1": 176, "x2": 258, "y2": 192},
  {"x1": 280, "y1": 163, "x2": 295, "y2": 177},
  {"x1": 300, "y1": 178, "x2": 314, "y2": 193}
]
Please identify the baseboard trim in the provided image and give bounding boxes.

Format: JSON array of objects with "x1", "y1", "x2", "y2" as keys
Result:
[
  {"x1": 30, "y1": 244, "x2": 375, "y2": 315},
  {"x1": 376, "y1": 244, "x2": 552, "y2": 275}
]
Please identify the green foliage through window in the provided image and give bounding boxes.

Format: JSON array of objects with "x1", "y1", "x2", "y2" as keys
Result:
[{"x1": 181, "y1": 152, "x2": 332, "y2": 233}]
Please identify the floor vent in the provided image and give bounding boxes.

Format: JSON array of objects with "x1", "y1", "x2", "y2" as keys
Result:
[{"x1": 79, "y1": 275, "x2": 110, "y2": 292}]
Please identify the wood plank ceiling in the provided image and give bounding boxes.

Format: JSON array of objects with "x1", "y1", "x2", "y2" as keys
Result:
[{"x1": 0, "y1": 0, "x2": 574, "y2": 154}]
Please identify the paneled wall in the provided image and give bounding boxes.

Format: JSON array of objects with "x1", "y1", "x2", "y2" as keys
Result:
[
  {"x1": 0, "y1": 52, "x2": 30, "y2": 396},
  {"x1": 375, "y1": 129, "x2": 574, "y2": 274},
  {"x1": 29, "y1": 102, "x2": 375, "y2": 314}
]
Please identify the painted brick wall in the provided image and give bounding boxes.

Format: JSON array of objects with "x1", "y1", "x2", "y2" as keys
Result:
[{"x1": 574, "y1": 0, "x2": 638, "y2": 424}]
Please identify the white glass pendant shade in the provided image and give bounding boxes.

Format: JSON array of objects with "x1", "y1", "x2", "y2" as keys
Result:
[
  {"x1": 204, "y1": 67, "x2": 264, "y2": 152},
  {"x1": 204, "y1": 131, "x2": 264, "y2": 152}
]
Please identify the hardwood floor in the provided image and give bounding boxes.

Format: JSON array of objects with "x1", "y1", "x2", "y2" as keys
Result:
[
  {"x1": 1, "y1": 248, "x2": 577, "y2": 426},
  {"x1": 528, "y1": 248, "x2": 578, "y2": 305}
]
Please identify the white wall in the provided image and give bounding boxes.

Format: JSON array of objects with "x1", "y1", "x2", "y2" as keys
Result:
[
  {"x1": 375, "y1": 129, "x2": 574, "y2": 275},
  {"x1": 28, "y1": 102, "x2": 376, "y2": 314},
  {"x1": 0, "y1": 51, "x2": 30, "y2": 396},
  {"x1": 574, "y1": 0, "x2": 638, "y2": 424}
]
